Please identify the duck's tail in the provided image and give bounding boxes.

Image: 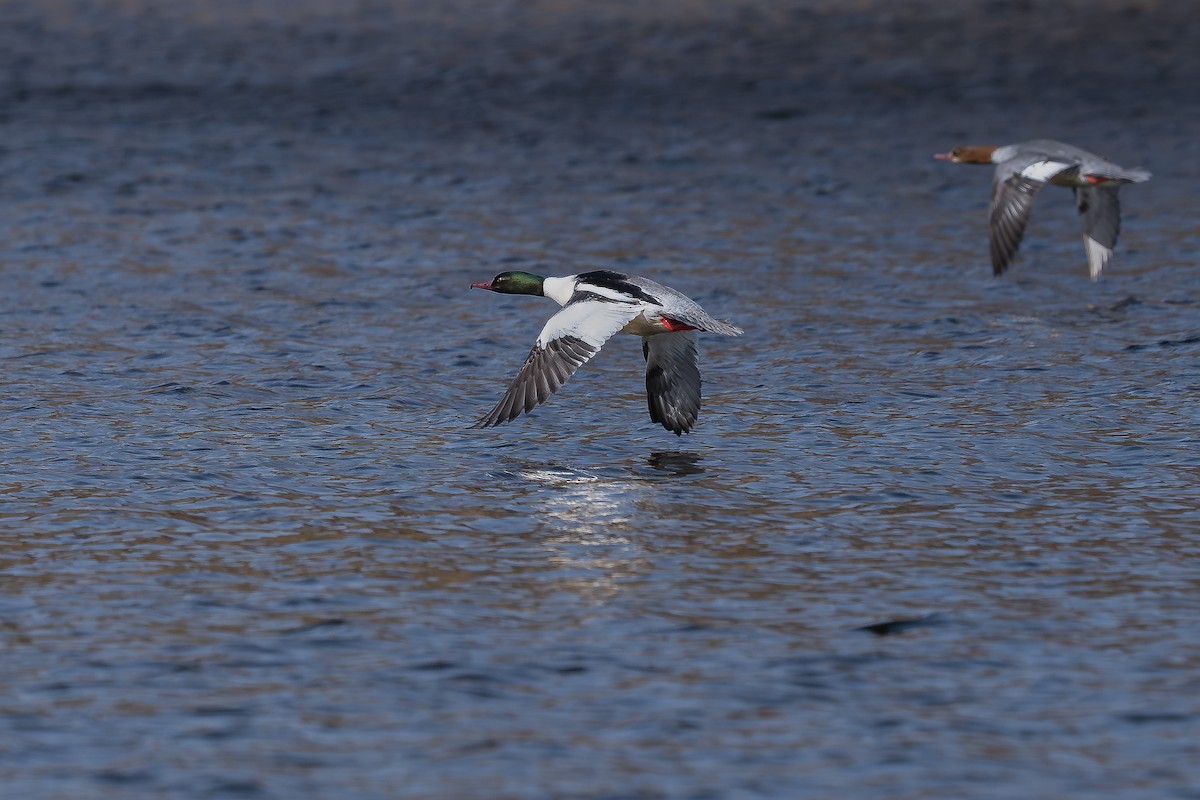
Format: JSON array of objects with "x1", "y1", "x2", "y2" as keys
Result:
[
  {"x1": 1121, "y1": 166, "x2": 1152, "y2": 183},
  {"x1": 703, "y1": 319, "x2": 744, "y2": 336}
]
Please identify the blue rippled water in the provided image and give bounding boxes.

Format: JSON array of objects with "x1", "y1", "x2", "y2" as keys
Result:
[{"x1": 2, "y1": 1, "x2": 1199, "y2": 798}]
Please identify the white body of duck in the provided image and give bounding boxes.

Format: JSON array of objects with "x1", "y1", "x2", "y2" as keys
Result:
[
  {"x1": 935, "y1": 139, "x2": 1151, "y2": 279},
  {"x1": 471, "y1": 269, "x2": 742, "y2": 435}
]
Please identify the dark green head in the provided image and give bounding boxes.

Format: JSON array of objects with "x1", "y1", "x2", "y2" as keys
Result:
[{"x1": 470, "y1": 271, "x2": 545, "y2": 296}]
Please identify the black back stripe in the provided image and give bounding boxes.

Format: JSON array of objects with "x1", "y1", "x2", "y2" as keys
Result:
[
  {"x1": 575, "y1": 270, "x2": 660, "y2": 304},
  {"x1": 568, "y1": 289, "x2": 638, "y2": 306}
]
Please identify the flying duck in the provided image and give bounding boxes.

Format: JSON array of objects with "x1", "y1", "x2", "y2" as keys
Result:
[
  {"x1": 470, "y1": 269, "x2": 742, "y2": 434},
  {"x1": 935, "y1": 139, "x2": 1151, "y2": 278}
]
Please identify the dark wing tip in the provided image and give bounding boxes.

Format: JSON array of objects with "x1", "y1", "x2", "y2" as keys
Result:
[
  {"x1": 990, "y1": 248, "x2": 1013, "y2": 276},
  {"x1": 989, "y1": 226, "x2": 1019, "y2": 274},
  {"x1": 470, "y1": 408, "x2": 509, "y2": 429},
  {"x1": 647, "y1": 391, "x2": 698, "y2": 434},
  {"x1": 471, "y1": 399, "x2": 520, "y2": 429}
]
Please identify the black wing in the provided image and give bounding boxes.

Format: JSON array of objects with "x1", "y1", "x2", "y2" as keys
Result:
[{"x1": 643, "y1": 332, "x2": 701, "y2": 435}]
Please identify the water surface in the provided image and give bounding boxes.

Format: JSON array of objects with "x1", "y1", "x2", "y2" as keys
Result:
[{"x1": 2, "y1": 1, "x2": 1199, "y2": 797}]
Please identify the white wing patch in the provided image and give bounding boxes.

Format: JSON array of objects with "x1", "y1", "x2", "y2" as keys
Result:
[
  {"x1": 536, "y1": 300, "x2": 641, "y2": 349},
  {"x1": 1083, "y1": 237, "x2": 1113, "y2": 280},
  {"x1": 1019, "y1": 160, "x2": 1071, "y2": 182}
]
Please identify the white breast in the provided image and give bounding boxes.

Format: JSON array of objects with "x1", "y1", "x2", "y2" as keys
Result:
[
  {"x1": 542, "y1": 276, "x2": 577, "y2": 306},
  {"x1": 620, "y1": 312, "x2": 669, "y2": 337}
]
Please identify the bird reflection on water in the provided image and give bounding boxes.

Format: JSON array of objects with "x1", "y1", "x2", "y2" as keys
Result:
[
  {"x1": 515, "y1": 462, "x2": 637, "y2": 541},
  {"x1": 646, "y1": 451, "x2": 704, "y2": 477},
  {"x1": 509, "y1": 453, "x2": 709, "y2": 604}
]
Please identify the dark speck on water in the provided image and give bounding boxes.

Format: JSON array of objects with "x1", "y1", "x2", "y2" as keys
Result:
[
  {"x1": 2, "y1": 0, "x2": 1200, "y2": 798},
  {"x1": 857, "y1": 614, "x2": 946, "y2": 637}
]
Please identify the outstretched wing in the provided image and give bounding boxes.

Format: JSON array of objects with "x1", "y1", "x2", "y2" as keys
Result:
[
  {"x1": 988, "y1": 174, "x2": 1045, "y2": 275},
  {"x1": 988, "y1": 156, "x2": 1078, "y2": 275},
  {"x1": 1075, "y1": 185, "x2": 1121, "y2": 279},
  {"x1": 474, "y1": 300, "x2": 641, "y2": 428},
  {"x1": 643, "y1": 331, "x2": 701, "y2": 436}
]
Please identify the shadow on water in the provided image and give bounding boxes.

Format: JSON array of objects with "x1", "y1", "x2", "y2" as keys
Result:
[
  {"x1": 856, "y1": 613, "x2": 946, "y2": 637},
  {"x1": 645, "y1": 450, "x2": 704, "y2": 477}
]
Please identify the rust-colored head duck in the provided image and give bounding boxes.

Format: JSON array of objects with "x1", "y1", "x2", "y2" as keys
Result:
[
  {"x1": 933, "y1": 145, "x2": 999, "y2": 164},
  {"x1": 933, "y1": 138, "x2": 1152, "y2": 279}
]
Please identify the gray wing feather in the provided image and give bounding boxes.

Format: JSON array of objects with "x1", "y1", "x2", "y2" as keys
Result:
[
  {"x1": 643, "y1": 332, "x2": 701, "y2": 436},
  {"x1": 474, "y1": 335, "x2": 595, "y2": 428},
  {"x1": 474, "y1": 300, "x2": 640, "y2": 428},
  {"x1": 1075, "y1": 185, "x2": 1121, "y2": 279},
  {"x1": 989, "y1": 174, "x2": 1044, "y2": 275}
]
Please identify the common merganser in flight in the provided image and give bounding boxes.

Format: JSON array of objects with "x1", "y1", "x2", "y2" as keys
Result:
[
  {"x1": 934, "y1": 139, "x2": 1151, "y2": 279},
  {"x1": 470, "y1": 269, "x2": 742, "y2": 435}
]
